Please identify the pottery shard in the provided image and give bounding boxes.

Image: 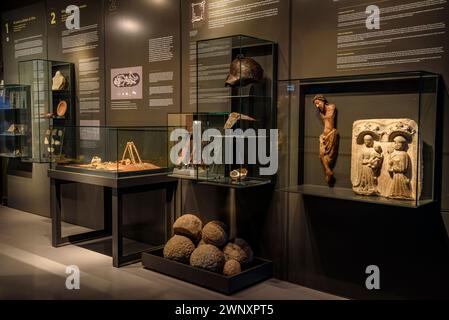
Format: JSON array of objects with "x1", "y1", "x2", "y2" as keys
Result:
[
  {"x1": 173, "y1": 214, "x2": 202, "y2": 242},
  {"x1": 224, "y1": 238, "x2": 254, "y2": 265},
  {"x1": 163, "y1": 235, "x2": 195, "y2": 264},
  {"x1": 223, "y1": 259, "x2": 241, "y2": 276},
  {"x1": 202, "y1": 221, "x2": 229, "y2": 247},
  {"x1": 190, "y1": 244, "x2": 225, "y2": 273}
]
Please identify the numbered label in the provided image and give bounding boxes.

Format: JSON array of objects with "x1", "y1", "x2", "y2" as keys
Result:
[{"x1": 50, "y1": 11, "x2": 56, "y2": 25}]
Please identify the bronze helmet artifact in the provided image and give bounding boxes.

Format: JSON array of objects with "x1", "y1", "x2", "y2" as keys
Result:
[{"x1": 225, "y1": 56, "x2": 264, "y2": 87}]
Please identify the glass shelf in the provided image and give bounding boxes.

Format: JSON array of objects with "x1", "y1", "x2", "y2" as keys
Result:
[
  {"x1": 0, "y1": 152, "x2": 23, "y2": 158},
  {"x1": 0, "y1": 132, "x2": 27, "y2": 137},
  {"x1": 280, "y1": 185, "x2": 434, "y2": 208},
  {"x1": 198, "y1": 95, "x2": 272, "y2": 100},
  {"x1": 0, "y1": 107, "x2": 28, "y2": 111}
]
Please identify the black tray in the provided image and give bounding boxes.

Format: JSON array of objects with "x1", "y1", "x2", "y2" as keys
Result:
[{"x1": 142, "y1": 247, "x2": 273, "y2": 295}]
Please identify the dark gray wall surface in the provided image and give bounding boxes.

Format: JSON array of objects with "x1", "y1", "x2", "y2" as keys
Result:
[
  {"x1": 105, "y1": 0, "x2": 181, "y2": 126},
  {"x1": 46, "y1": 0, "x2": 106, "y2": 123},
  {"x1": 2, "y1": 2, "x2": 50, "y2": 217},
  {"x1": 292, "y1": 0, "x2": 449, "y2": 87}
]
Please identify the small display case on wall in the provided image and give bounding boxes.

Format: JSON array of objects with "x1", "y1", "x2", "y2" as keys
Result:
[
  {"x1": 0, "y1": 85, "x2": 31, "y2": 158},
  {"x1": 49, "y1": 126, "x2": 172, "y2": 179},
  {"x1": 284, "y1": 71, "x2": 443, "y2": 208},
  {"x1": 18, "y1": 59, "x2": 75, "y2": 163},
  {"x1": 169, "y1": 35, "x2": 278, "y2": 188}
]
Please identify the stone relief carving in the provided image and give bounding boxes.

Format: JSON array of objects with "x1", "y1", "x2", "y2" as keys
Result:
[{"x1": 351, "y1": 119, "x2": 420, "y2": 201}]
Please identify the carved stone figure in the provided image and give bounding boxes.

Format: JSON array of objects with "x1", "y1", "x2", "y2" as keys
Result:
[
  {"x1": 386, "y1": 135, "x2": 412, "y2": 200},
  {"x1": 313, "y1": 95, "x2": 339, "y2": 187},
  {"x1": 351, "y1": 119, "x2": 420, "y2": 201},
  {"x1": 353, "y1": 134, "x2": 383, "y2": 195}
]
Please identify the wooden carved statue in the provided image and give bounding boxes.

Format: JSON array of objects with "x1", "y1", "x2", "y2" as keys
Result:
[{"x1": 313, "y1": 95, "x2": 339, "y2": 187}]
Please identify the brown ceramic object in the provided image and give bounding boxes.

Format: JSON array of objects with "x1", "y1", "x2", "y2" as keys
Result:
[{"x1": 56, "y1": 100, "x2": 68, "y2": 117}]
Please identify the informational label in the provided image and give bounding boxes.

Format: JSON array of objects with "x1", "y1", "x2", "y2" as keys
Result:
[
  {"x1": 78, "y1": 57, "x2": 100, "y2": 114},
  {"x1": 79, "y1": 119, "x2": 100, "y2": 141},
  {"x1": 61, "y1": 24, "x2": 99, "y2": 54},
  {"x1": 189, "y1": 38, "x2": 230, "y2": 107},
  {"x1": 336, "y1": 0, "x2": 448, "y2": 72},
  {"x1": 111, "y1": 101, "x2": 138, "y2": 110},
  {"x1": 14, "y1": 34, "x2": 44, "y2": 58},
  {"x1": 149, "y1": 36, "x2": 174, "y2": 63},
  {"x1": 1, "y1": 3, "x2": 47, "y2": 83},
  {"x1": 110, "y1": 66, "x2": 143, "y2": 101},
  {"x1": 148, "y1": 35, "x2": 176, "y2": 109},
  {"x1": 291, "y1": 0, "x2": 449, "y2": 82},
  {"x1": 206, "y1": 0, "x2": 279, "y2": 29},
  {"x1": 183, "y1": 0, "x2": 288, "y2": 111},
  {"x1": 47, "y1": 0, "x2": 105, "y2": 120},
  {"x1": 105, "y1": 0, "x2": 180, "y2": 126}
]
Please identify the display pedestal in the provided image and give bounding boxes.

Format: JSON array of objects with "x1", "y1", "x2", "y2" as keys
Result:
[
  {"x1": 142, "y1": 247, "x2": 273, "y2": 295},
  {"x1": 49, "y1": 169, "x2": 178, "y2": 267}
]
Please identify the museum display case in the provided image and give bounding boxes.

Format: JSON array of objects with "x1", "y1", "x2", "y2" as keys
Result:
[
  {"x1": 18, "y1": 59, "x2": 76, "y2": 163},
  {"x1": 282, "y1": 71, "x2": 443, "y2": 208},
  {"x1": 49, "y1": 126, "x2": 172, "y2": 178},
  {"x1": 169, "y1": 35, "x2": 278, "y2": 188},
  {"x1": 0, "y1": 84, "x2": 31, "y2": 158}
]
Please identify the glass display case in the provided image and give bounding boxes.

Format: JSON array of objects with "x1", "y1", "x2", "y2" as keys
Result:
[
  {"x1": 49, "y1": 126, "x2": 172, "y2": 178},
  {"x1": 283, "y1": 71, "x2": 443, "y2": 208},
  {"x1": 0, "y1": 85, "x2": 31, "y2": 158},
  {"x1": 169, "y1": 35, "x2": 278, "y2": 188},
  {"x1": 18, "y1": 59, "x2": 75, "y2": 163}
]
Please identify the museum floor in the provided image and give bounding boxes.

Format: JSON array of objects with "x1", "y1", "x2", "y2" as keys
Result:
[{"x1": 0, "y1": 205, "x2": 343, "y2": 300}]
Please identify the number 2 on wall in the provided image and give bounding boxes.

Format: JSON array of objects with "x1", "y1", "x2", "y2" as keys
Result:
[{"x1": 50, "y1": 11, "x2": 56, "y2": 25}]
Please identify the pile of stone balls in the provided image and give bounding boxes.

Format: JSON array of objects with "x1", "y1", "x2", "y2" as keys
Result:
[{"x1": 163, "y1": 214, "x2": 254, "y2": 276}]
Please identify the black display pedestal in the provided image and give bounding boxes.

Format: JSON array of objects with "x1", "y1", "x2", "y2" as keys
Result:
[
  {"x1": 49, "y1": 169, "x2": 177, "y2": 267},
  {"x1": 142, "y1": 247, "x2": 273, "y2": 295}
]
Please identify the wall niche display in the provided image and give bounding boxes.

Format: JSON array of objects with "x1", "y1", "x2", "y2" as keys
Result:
[
  {"x1": 288, "y1": 71, "x2": 442, "y2": 208},
  {"x1": 18, "y1": 60, "x2": 76, "y2": 163},
  {"x1": 351, "y1": 119, "x2": 420, "y2": 201}
]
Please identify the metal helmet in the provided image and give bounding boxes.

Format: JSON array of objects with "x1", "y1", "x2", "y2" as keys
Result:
[{"x1": 225, "y1": 56, "x2": 264, "y2": 87}]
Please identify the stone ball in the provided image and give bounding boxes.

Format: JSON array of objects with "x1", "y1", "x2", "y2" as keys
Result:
[
  {"x1": 202, "y1": 221, "x2": 229, "y2": 247},
  {"x1": 234, "y1": 238, "x2": 254, "y2": 263},
  {"x1": 190, "y1": 244, "x2": 225, "y2": 273},
  {"x1": 173, "y1": 214, "x2": 202, "y2": 242},
  {"x1": 223, "y1": 259, "x2": 241, "y2": 276},
  {"x1": 163, "y1": 235, "x2": 195, "y2": 264},
  {"x1": 223, "y1": 238, "x2": 254, "y2": 265}
]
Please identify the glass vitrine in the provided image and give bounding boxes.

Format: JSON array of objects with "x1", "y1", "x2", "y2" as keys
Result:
[
  {"x1": 50, "y1": 126, "x2": 172, "y2": 178},
  {"x1": 18, "y1": 59, "x2": 75, "y2": 163},
  {"x1": 169, "y1": 35, "x2": 278, "y2": 188},
  {"x1": 0, "y1": 85, "x2": 31, "y2": 158},
  {"x1": 284, "y1": 71, "x2": 442, "y2": 208}
]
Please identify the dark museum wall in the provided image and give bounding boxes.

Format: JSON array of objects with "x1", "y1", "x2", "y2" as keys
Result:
[{"x1": 1, "y1": 0, "x2": 449, "y2": 299}]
